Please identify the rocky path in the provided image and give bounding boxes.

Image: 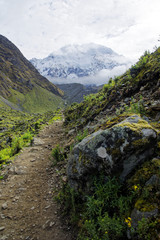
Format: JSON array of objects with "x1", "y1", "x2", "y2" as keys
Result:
[{"x1": 0, "y1": 121, "x2": 74, "y2": 240}]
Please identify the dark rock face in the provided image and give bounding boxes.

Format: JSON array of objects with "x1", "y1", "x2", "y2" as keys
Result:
[{"x1": 67, "y1": 115, "x2": 158, "y2": 191}]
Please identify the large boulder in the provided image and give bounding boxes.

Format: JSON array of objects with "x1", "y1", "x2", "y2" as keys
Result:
[{"x1": 67, "y1": 115, "x2": 158, "y2": 191}]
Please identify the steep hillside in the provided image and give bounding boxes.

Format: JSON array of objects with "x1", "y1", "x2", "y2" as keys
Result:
[
  {"x1": 64, "y1": 49, "x2": 160, "y2": 129},
  {"x1": 0, "y1": 95, "x2": 22, "y2": 111},
  {"x1": 59, "y1": 48, "x2": 160, "y2": 240},
  {"x1": 0, "y1": 35, "x2": 64, "y2": 113}
]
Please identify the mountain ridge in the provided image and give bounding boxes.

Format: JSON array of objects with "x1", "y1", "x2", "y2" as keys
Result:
[
  {"x1": 0, "y1": 34, "x2": 64, "y2": 113},
  {"x1": 30, "y1": 43, "x2": 131, "y2": 85},
  {"x1": 57, "y1": 83, "x2": 100, "y2": 104}
]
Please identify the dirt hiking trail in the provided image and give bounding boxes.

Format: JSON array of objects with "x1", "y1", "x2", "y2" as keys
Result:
[{"x1": 0, "y1": 121, "x2": 75, "y2": 240}]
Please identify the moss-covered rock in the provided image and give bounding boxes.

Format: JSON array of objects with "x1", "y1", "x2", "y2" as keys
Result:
[
  {"x1": 67, "y1": 115, "x2": 158, "y2": 191},
  {"x1": 131, "y1": 208, "x2": 158, "y2": 228}
]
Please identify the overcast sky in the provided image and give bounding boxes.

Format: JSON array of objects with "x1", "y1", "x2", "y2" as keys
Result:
[{"x1": 0, "y1": 0, "x2": 160, "y2": 61}]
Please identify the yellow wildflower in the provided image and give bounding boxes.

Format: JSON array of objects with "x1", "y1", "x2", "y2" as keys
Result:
[
  {"x1": 133, "y1": 185, "x2": 139, "y2": 191},
  {"x1": 125, "y1": 217, "x2": 132, "y2": 228}
]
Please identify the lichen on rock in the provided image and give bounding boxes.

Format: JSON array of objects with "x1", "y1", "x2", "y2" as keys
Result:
[{"x1": 67, "y1": 115, "x2": 158, "y2": 191}]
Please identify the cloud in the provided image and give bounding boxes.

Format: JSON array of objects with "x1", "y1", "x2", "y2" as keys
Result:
[
  {"x1": 0, "y1": 0, "x2": 160, "y2": 60},
  {"x1": 47, "y1": 63, "x2": 130, "y2": 86}
]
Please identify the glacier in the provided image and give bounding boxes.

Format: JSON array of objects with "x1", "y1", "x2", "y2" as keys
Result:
[{"x1": 30, "y1": 43, "x2": 132, "y2": 85}]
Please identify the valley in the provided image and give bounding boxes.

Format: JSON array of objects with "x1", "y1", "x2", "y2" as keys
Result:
[
  {"x1": 0, "y1": 34, "x2": 160, "y2": 240},
  {"x1": 57, "y1": 83, "x2": 100, "y2": 104}
]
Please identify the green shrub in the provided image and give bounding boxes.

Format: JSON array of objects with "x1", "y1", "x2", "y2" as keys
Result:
[
  {"x1": 124, "y1": 96, "x2": 146, "y2": 115},
  {"x1": 51, "y1": 145, "x2": 65, "y2": 165},
  {"x1": 22, "y1": 131, "x2": 33, "y2": 142},
  {"x1": 56, "y1": 176, "x2": 135, "y2": 240},
  {"x1": 131, "y1": 50, "x2": 150, "y2": 73},
  {"x1": 55, "y1": 184, "x2": 80, "y2": 223},
  {"x1": 0, "y1": 131, "x2": 33, "y2": 165},
  {"x1": 11, "y1": 136, "x2": 23, "y2": 155},
  {"x1": 0, "y1": 147, "x2": 12, "y2": 163},
  {"x1": 102, "y1": 84, "x2": 109, "y2": 92},
  {"x1": 76, "y1": 129, "x2": 88, "y2": 142},
  {"x1": 34, "y1": 118, "x2": 43, "y2": 130},
  {"x1": 135, "y1": 217, "x2": 159, "y2": 240},
  {"x1": 79, "y1": 177, "x2": 133, "y2": 240}
]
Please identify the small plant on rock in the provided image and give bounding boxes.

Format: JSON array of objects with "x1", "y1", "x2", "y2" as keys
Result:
[{"x1": 76, "y1": 129, "x2": 88, "y2": 142}]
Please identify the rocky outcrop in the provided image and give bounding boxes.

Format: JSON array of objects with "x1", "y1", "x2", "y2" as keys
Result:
[
  {"x1": 67, "y1": 115, "x2": 158, "y2": 191},
  {"x1": 131, "y1": 208, "x2": 158, "y2": 229}
]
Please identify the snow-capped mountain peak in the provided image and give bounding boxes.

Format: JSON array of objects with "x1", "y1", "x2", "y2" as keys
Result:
[{"x1": 30, "y1": 43, "x2": 131, "y2": 85}]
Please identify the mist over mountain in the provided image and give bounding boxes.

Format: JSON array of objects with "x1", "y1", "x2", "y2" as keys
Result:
[{"x1": 31, "y1": 43, "x2": 131, "y2": 85}]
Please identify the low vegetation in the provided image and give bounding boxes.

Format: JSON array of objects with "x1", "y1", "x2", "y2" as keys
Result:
[
  {"x1": 51, "y1": 145, "x2": 65, "y2": 166},
  {"x1": 57, "y1": 48, "x2": 160, "y2": 239},
  {"x1": 64, "y1": 48, "x2": 160, "y2": 130},
  {"x1": 54, "y1": 137, "x2": 160, "y2": 239},
  {"x1": 8, "y1": 85, "x2": 64, "y2": 114},
  {"x1": 0, "y1": 107, "x2": 62, "y2": 176},
  {"x1": 1, "y1": 35, "x2": 160, "y2": 239}
]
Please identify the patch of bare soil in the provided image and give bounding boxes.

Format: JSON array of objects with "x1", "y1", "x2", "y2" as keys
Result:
[{"x1": 0, "y1": 121, "x2": 75, "y2": 240}]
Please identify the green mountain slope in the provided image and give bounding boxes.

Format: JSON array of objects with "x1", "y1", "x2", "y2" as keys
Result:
[
  {"x1": 57, "y1": 83, "x2": 99, "y2": 104},
  {"x1": 8, "y1": 85, "x2": 63, "y2": 114},
  {"x1": 0, "y1": 95, "x2": 21, "y2": 110},
  {"x1": 0, "y1": 35, "x2": 64, "y2": 113},
  {"x1": 61, "y1": 48, "x2": 160, "y2": 240},
  {"x1": 64, "y1": 49, "x2": 160, "y2": 129}
]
